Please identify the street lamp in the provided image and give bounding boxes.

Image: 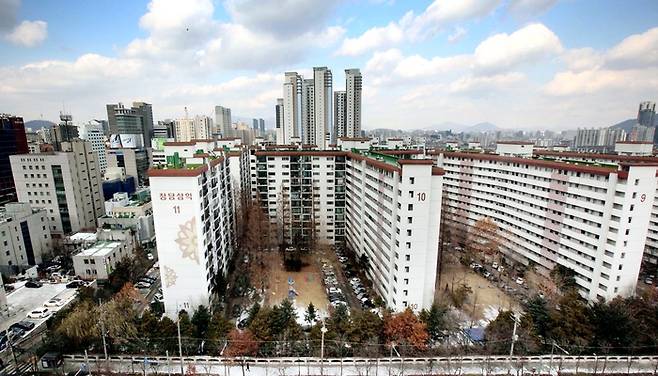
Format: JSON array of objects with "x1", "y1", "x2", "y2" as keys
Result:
[{"x1": 320, "y1": 321, "x2": 328, "y2": 376}]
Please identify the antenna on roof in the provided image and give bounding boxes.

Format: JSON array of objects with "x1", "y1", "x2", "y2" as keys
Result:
[{"x1": 184, "y1": 106, "x2": 189, "y2": 119}]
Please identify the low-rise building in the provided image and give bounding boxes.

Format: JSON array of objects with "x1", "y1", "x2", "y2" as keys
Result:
[
  {"x1": 72, "y1": 229, "x2": 136, "y2": 281},
  {"x1": 0, "y1": 202, "x2": 51, "y2": 275},
  {"x1": 98, "y1": 190, "x2": 155, "y2": 245}
]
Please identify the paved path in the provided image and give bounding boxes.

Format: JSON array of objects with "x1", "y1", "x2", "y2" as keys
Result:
[{"x1": 60, "y1": 354, "x2": 658, "y2": 375}]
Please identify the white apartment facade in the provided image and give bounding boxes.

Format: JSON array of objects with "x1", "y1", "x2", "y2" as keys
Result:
[
  {"x1": 431, "y1": 146, "x2": 658, "y2": 302},
  {"x1": 345, "y1": 152, "x2": 443, "y2": 311},
  {"x1": 248, "y1": 147, "x2": 443, "y2": 311},
  {"x1": 175, "y1": 116, "x2": 213, "y2": 142},
  {"x1": 150, "y1": 141, "x2": 236, "y2": 317},
  {"x1": 98, "y1": 191, "x2": 155, "y2": 245},
  {"x1": 345, "y1": 68, "x2": 362, "y2": 139},
  {"x1": 283, "y1": 72, "x2": 301, "y2": 145},
  {"x1": 10, "y1": 140, "x2": 105, "y2": 236},
  {"x1": 534, "y1": 149, "x2": 658, "y2": 267},
  {"x1": 214, "y1": 106, "x2": 232, "y2": 138},
  {"x1": 313, "y1": 67, "x2": 332, "y2": 149},
  {"x1": 0, "y1": 202, "x2": 51, "y2": 275}
]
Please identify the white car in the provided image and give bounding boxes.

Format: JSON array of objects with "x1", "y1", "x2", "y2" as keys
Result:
[
  {"x1": 44, "y1": 298, "x2": 64, "y2": 308},
  {"x1": 516, "y1": 277, "x2": 525, "y2": 285},
  {"x1": 492, "y1": 262, "x2": 499, "y2": 269},
  {"x1": 147, "y1": 253, "x2": 154, "y2": 261},
  {"x1": 27, "y1": 307, "x2": 51, "y2": 319},
  {"x1": 135, "y1": 281, "x2": 151, "y2": 289}
]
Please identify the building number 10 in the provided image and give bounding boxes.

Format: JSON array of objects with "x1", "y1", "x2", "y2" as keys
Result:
[{"x1": 416, "y1": 192, "x2": 426, "y2": 202}]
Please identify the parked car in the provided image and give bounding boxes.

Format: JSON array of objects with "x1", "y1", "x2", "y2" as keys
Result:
[
  {"x1": 492, "y1": 262, "x2": 499, "y2": 269},
  {"x1": 645, "y1": 277, "x2": 654, "y2": 285},
  {"x1": 10, "y1": 327, "x2": 25, "y2": 338},
  {"x1": 25, "y1": 280, "x2": 43, "y2": 288},
  {"x1": 66, "y1": 280, "x2": 85, "y2": 288},
  {"x1": 135, "y1": 281, "x2": 151, "y2": 289},
  {"x1": 27, "y1": 307, "x2": 51, "y2": 319},
  {"x1": 147, "y1": 253, "x2": 155, "y2": 261},
  {"x1": 515, "y1": 277, "x2": 525, "y2": 285},
  {"x1": 10, "y1": 321, "x2": 35, "y2": 332},
  {"x1": 44, "y1": 298, "x2": 64, "y2": 308}
]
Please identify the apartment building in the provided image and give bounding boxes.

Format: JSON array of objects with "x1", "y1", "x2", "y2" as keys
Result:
[
  {"x1": 250, "y1": 149, "x2": 347, "y2": 245},
  {"x1": 534, "y1": 147, "x2": 658, "y2": 267},
  {"x1": 345, "y1": 151, "x2": 443, "y2": 311},
  {"x1": 10, "y1": 140, "x2": 105, "y2": 236},
  {"x1": 149, "y1": 140, "x2": 236, "y2": 316},
  {"x1": 0, "y1": 202, "x2": 51, "y2": 275},
  {"x1": 248, "y1": 147, "x2": 443, "y2": 311},
  {"x1": 431, "y1": 142, "x2": 658, "y2": 302}
]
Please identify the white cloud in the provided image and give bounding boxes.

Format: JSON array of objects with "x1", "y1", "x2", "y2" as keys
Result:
[
  {"x1": 606, "y1": 27, "x2": 658, "y2": 69},
  {"x1": 474, "y1": 23, "x2": 562, "y2": 73},
  {"x1": 507, "y1": 0, "x2": 558, "y2": 18},
  {"x1": 5, "y1": 20, "x2": 47, "y2": 47},
  {"x1": 447, "y1": 26, "x2": 467, "y2": 43},
  {"x1": 225, "y1": 0, "x2": 341, "y2": 37},
  {"x1": 449, "y1": 72, "x2": 525, "y2": 93},
  {"x1": 336, "y1": 0, "x2": 499, "y2": 56},
  {"x1": 336, "y1": 22, "x2": 404, "y2": 56},
  {"x1": 546, "y1": 27, "x2": 658, "y2": 97}
]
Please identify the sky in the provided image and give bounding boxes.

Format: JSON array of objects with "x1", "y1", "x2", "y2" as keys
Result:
[{"x1": 1, "y1": 0, "x2": 658, "y2": 131}]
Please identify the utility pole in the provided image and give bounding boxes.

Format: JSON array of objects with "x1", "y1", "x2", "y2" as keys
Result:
[
  {"x1": 509, "y1": 312, "x2": 521, "y2": 357},
  {"x1": 6, "y1": 332, "x2": 19, "y2": 373},
  {"x1": 177, "y1": 314, "x2": 184, "y2": 375},
  {"x1": 320, "y1": 321, "x2": 328, "y2": 376},
  {"x1": 98, "y1": 299, "x2": 108, "y2": 360}
]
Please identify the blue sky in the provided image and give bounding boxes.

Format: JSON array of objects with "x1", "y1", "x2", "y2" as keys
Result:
[{"x1": 1, "y1": 0, "x2": 657, "y2": 130}]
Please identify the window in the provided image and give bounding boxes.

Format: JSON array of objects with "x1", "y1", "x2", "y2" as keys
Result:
[
  {"x1": 404, "y1": 266, "x2": 409, "y2": 272},
  {"x1": 409, "y1": 177, "x2": 415, "y2": 184},
  {"x1": 408, "y1": 204, "x2": 413, "y2": 211},
  {"x1": 409, "y1": 191, "x2": 414, "y2": 198},
  {"x1": 404, "y1": 278, "x2": 409, "y2": 285},
  {"x1": 406, "y1": 229, "x2": 412, "y2": 236},
  {"x1": 403, "y1": 290, "x2": 408, "y2": 296},
  {"x1": 407, "y1": 217, "x2": 412, "y2": 224},
  {"x1": 405, "y1": 255, "x2": 410, "y2": 261}
]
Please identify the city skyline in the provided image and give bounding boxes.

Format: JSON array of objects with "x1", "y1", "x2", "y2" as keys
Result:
[{"x1": 1, "y1": 0, "x2": 657, "y2": 130}]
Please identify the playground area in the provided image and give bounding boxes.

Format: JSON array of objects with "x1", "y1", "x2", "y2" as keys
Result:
[{"x1": 262, "y1": 251, "x2": 329, "y2": 312}]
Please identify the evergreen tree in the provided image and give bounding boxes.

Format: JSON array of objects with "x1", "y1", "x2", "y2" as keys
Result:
[{"x1": 305, "y1": 302, "x2": 317, "y2": 325}]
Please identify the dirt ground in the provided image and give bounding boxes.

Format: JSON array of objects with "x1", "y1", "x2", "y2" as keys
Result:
[
  {"x1": 437, "y1": 260, "x2": 519, "y2": 322},
  {"x1": 262, "y1": 251, "x2": 329, "y2": 312}
]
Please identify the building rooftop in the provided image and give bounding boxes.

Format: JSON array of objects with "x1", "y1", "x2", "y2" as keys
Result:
[
  {"x1": 68, "y1": 232, "x2": 97, "y2": 242},
  {"x1": 77, "y1": 240, "x2": 121, "y2": 257}
]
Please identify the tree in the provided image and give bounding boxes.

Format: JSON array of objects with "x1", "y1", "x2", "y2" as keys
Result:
[
  {"x1": 56, "y1": 301, "x2": 99, "y2": 346},
  {"x1": 206, "y1": 313, "x2": 232, "y2": 352},
  {"x1": 224, "y1": 329, "x2": 259, "y2": 357},
  {"x1": 550, "y1": 265, "x2": 578, "y2": 293},
  {"x1": 524, "y1": 296, "x2": 553, "y2": 339},
  {"x1": 485, "y1": 311, "x2": 540, "y2": 355},
  {"x1": 419, "y1": 304, "x2": 449, "y2": 343},
  {"x1": 449, "y1": 283, "x2": 472, "y2": 309},
  {"x1": 192, "y1": 306, "x2": 211, "y2": 339},
  {"x1": 589, "y1": 297, "x2": 636, "y2": 350},
  {"x1": 549, "y1": 291, "x2": 593, "y2": 348},
  {"x1": 349, "y1": 310, "x2": 384, "y2": 356},
  {"x1": 467, "y1": 217, "x2": 503, "y2": 263},
  {"x1": 383, "y1": 309, "x2": 429, "y2": 351},
  {"x1": 304, "y1": 302, "x2": 317, "y2": 325}
]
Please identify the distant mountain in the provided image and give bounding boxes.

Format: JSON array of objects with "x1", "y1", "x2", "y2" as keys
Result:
[
  {"x1": 424, "y1": 121, "x2": 499, "y2": 133},
  {"x1": 610, "y1": 118, "x2": 637, "y2": 133},
  {"x1": 463, "y1": 122, "x2": 498, "y2": 132},
  {"x1": 24, "y1": 120, "x2": 56, "y2": 132}
]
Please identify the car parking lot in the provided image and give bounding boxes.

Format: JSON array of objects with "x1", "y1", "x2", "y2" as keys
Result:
[{"x1": 1, "y1": 281, "x2": 79, "y2": 353}]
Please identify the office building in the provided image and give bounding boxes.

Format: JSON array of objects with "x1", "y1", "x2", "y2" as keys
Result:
[
  {"x1": 51, "y1": 112, "x2": 79, "y2": 151},
  {"x1": 106, "y1": 148, "x2": 150, "y2": 187},
  {"x1": 79, "y1": 120, "x2": 108, "y2": 174},
  {"x1": 150, "y1": 140, "x2": 236, "y2": 316},
  {"x1": 431, "y1": 142, "x2": 658, "y2": 302},
  {"x1": 0, "y1": 202, "x2": 51, "y2": 275},
  {"x1": 154, "y1": 120, "x2": 176, "y2": 139},
  {"x1": 638, "y1": 101, "x2": 656, "y2": 128},
  {"x1": 259, "y1": 119, "x2": 265, "y2": 133},
  {"x1": 10, "y1": 140, "x2": 105, "y2": 236},
  {"x1": 72, "y1": 229, "x2": 136, "y2": 281},
  {"x1": 106, "y1": 102, "x2": 153, "y2": 148},
  {"x1": 214, "y1": 106, "x2": 232, "y2": 138},
  {"x1": 0, "y1": 114, "x2": 29, "y2": 205}
]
